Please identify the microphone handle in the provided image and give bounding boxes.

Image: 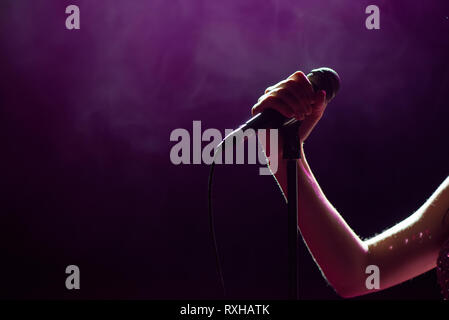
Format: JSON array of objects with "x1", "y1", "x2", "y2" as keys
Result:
[{"x1": 242, "y1": 81, "x2": 319, "y2": 131}]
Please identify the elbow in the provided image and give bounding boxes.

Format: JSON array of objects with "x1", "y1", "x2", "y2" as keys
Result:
[
  {"x1": 325, "y1": 273, "x2": 365, "y2": 298},
  {"x1": 326, "y1": 254, "x2": 374, "y2": 299},
  {"x1": 323, "y1": 273, "x2": 369, "y2": 298},
  {"x1": 330, "y1": 277, "x2": 376, "y2": 298}
]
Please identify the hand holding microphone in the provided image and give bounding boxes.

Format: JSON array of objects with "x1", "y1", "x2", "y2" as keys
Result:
[
  {"x1": 251, "y1": 68, "x2": 340, "y2": 143},
  {"x1": 216, "y1": 67, "x2": 339, "y2": 158}
]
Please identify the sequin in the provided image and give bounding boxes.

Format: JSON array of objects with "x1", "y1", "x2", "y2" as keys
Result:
[{"x1": 437, "y1": 238, "x2": 449, "y2": 299}]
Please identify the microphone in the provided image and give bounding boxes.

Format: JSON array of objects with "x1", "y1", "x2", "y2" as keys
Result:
[{"x1": 218, "y1": 67, "x2": 340, "y2": 147}]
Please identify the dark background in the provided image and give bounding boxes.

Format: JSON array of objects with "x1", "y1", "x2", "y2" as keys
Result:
[{"x1": 0, "y1": 0, "x2": 448, "y2": 299}]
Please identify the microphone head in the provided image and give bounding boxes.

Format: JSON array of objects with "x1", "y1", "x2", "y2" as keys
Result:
[{"x1": 307, "y1": 67, "x2": 340, "y2": 102}]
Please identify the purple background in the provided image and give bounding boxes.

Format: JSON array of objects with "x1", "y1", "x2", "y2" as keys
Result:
[{"x1": 0, "y1": 0, "x2": 448, "y2": 299}]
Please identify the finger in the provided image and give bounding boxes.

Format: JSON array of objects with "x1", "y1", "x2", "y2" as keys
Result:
[
  {"x1": 261, "y1": 89, "x2": 311, "y2": 120},
  {"x1": 288, "y1": 71, "x2": 313, "y2": 90},
  {"x1": 288, "y1": 72, "x2": 316, "y2": 104},
  {"x1": 258, "y1": 86, "x2": 300, "y2": 111},
  {"x1": 269, "y1": 88, "x2": 299, "y2": 109},
  {"x1": 264, "y1": 79, "x2": 286, "y2": 94},
  {"x1": 251, "y1": 95, "x2": 295, "y2": 118},
  {"x1": 295, "y1": 89, "x2": 313, "y2": 116},
  {"x1": 269, "y1": 88, "x2": 313, "y2": 121},
  {"x1": 266, "y1": 70, "x2": 311, "y2": 94},
  {"x1": 287, "y1": 71, "x2": 307, "y2": 81},
  {"x1": 281, "y1": 79, "x2": 312, "y2": 106},
  {"x1": 260, "y1": 71, "x2": 316, "y2": 120},
  {"x1": 265, "y1": 78, "x2": 313, "y2": 110}
]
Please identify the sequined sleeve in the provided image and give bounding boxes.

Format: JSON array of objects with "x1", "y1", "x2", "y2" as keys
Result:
[{"x1": 437, "y1": 238, "x2": 449, "y2": 299}]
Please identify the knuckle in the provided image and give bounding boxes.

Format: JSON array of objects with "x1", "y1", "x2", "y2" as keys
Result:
[
  {"x1": 295, "y1": 72, "x2": 308, "y2": 83},
  {"x1": 271, "y1": 88, "x2": 291, "y2": 103},
  {"x1": 292, "y1": 71, "x2": 305, "y2": 78},
  {"x1": 284, "y1": 79, "x2": 298, "y2": 89},
  {"x1": 263, "y1": 95, "x2": 278, "y2": 104},
  {"x1": 264, "y1": 95, "x2": 288, "y2": 112},
  {"x1": 269, "y1": 88, "x2": 283, "y2": 98}
]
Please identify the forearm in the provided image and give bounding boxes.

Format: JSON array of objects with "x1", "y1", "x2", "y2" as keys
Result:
[
  {"x1": 270, "y1": 143, "x2": 369, "y2": 297},
  {"x1": 297, "y1": 147, "x2": 449, "y2": 295},
  {"x1": 297, "y1": 145, "x2": 369, "y2": 297},
  {"x1": 272, "y1": 144, "x2": 449, "y2": 297}
]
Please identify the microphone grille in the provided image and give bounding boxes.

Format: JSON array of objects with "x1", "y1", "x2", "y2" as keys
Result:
[{"x1": 307, "y1": 67, "x2": 341, "y2": 102}]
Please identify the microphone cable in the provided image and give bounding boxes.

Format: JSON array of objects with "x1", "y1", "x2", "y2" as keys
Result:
[{"x1": 208, "y1": 143, "x2": 226, "y2": 297}]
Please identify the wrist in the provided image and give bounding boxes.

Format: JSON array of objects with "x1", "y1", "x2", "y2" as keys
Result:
[{"x1": 299, "y1": 142, "x2": 311, "y2": 175}]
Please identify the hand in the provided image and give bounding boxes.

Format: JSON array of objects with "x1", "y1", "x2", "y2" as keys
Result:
[{"x1": 251, "y1": 71, "x2": 328, "y2": 142}]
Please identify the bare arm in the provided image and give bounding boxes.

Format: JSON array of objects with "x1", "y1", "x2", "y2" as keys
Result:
[
  {"x1": 253, "y1": 70, "x2": 449, "y2": 297},
  {"x1": 277, "y1": 144, "x2": 449, "y2": 297}
]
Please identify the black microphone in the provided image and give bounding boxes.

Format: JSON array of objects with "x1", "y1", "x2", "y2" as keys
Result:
[{"x1": 218, "y1": 67, "x2": 340, "y2": 148}]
